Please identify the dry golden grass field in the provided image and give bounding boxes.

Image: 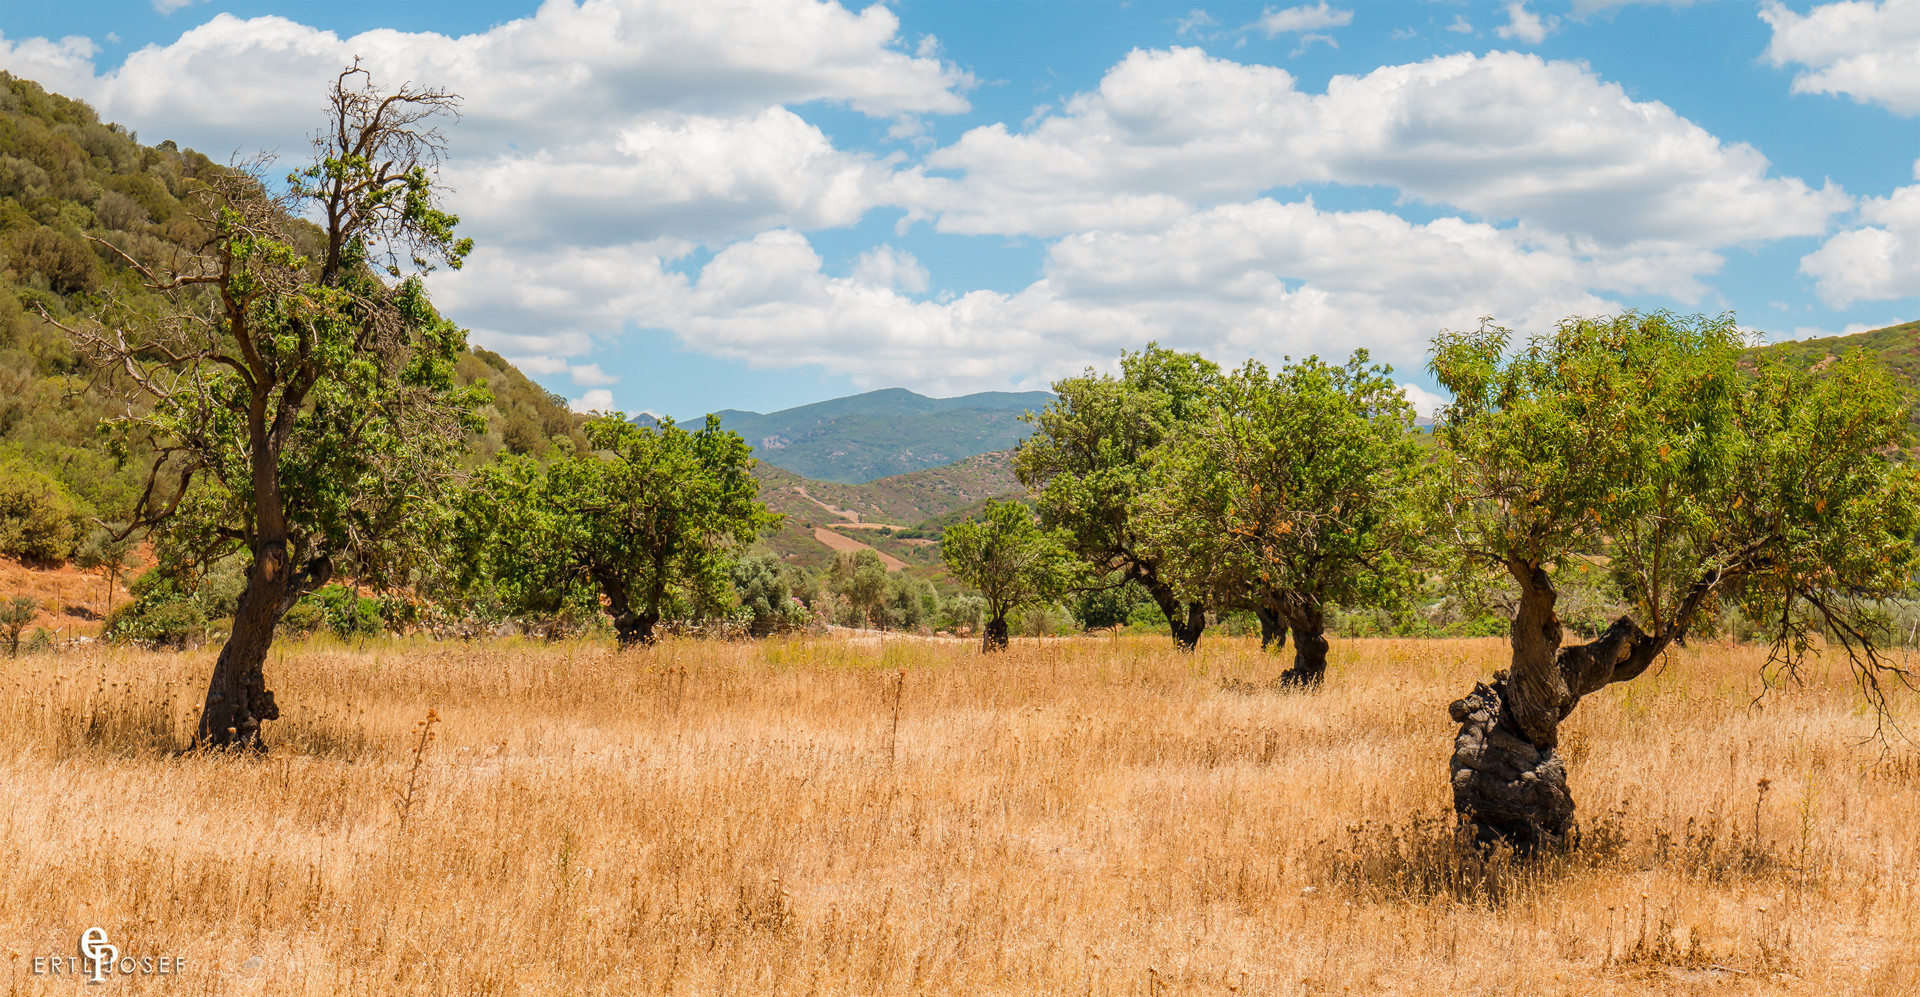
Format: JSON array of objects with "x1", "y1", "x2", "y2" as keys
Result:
[{"x1": 2, "y1": 633, "x2": 1918, "y2": 995}]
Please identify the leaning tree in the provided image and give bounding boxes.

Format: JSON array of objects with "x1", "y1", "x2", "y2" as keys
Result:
[
  {"x1": 1430, "y1": 312, "x2": 1920, "y2": 852},
  {"x1": 1015, "y1": 345, "x2": 1222, "y2": 649},
  {"x1": 49, "y1": 64, "x2": 482, "y2": 749},
  {"x1": 458, "y1": 414, "x2": 774, "y2": 647},
  {"x1": 1143, "y1": 351, "x2": 1422, "y2": 686},
  {"x1": 940, "y1": 499, "x2": 1076, "y2": 651}
]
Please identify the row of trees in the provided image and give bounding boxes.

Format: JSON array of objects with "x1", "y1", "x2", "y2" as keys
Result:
[
  {"x1": 938, "y1": 315, "x2": 1920, "y2": 849},
  {"x1": 948, "y1": 345, "x2": 1420, "y2": 684}
]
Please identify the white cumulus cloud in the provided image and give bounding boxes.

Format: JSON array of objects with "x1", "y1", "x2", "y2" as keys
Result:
[
  {"x1": 1762, "y1": 0, "x2": 1920, "y2": 115},
  {"x1": 449, "y1": 107, "x2": 895, "y2": 249},
  {"x1": 429, "y1": 201, "x2": 1668, "y2": 398},
  {"x1": 570, "y1": 389, "x2": 617, "y2": 413},
  {"x1": 1400, "y1": 383, "x2": 1449, "y2": 419},
  {"x1": 1, "y1": 0, "x2": 974, "y2": 160},
  {"x1": 1495, "y1": 2, "x2": 1559, "y2": 43},
  {"x1": 1256, "y1": 2, "x2": 1353, "y2": 36},
  {"x1": 904, "y1": 48, "x2": 1847, "y2": 252},
  {"x1": 1800, "y1": 182, "x2": 1920, "y2": 305},
  {"x1": 851, "y1": 246, "x2": 931, "y2": 294}
]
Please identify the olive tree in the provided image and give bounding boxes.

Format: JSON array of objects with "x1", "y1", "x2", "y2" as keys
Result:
[
  {"x1": 49, "y1": 64, "x2": 481, "y2": 749},
  {"x1": 460, "y1": 414, "x2": 775, "y2": 647},
  {"x1": 1431, "y1": 312, "x2": 1920, "y2": 852},
  {"x1": 940, "y1": 499, "x2": 1075, "y2": 651},
  {"x1": 1143, "y1": 352, "x2": 1421, "y2": 686},
  {"x1": 1015, "y1": 345, "x2": 1221, "y2": 649},
  {"x1": 731, "y1": 551, "x2": 800, "y2": 636}
]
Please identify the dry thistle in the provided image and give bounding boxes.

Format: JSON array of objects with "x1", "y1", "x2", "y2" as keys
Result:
[{"x1": 395, "y1": 708, "x2": 441, "y2": 833}]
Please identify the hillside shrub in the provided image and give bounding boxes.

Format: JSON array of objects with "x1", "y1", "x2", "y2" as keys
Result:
[
  {"x1": 1, "y1": 594, "x2": 34, "y2": 656},
  {"x1": 731, "y1": 552, "x2": 807, "y2": 635},
  {"x1": 0, "y1": 462, "x2": 85, "y2": 562},
  {"x1": 885, "y1": 573, "x2": 938, "y2": 631},
  {"x1": 104, "y1": 562, "x2": 244, "y2": 648},
  {"x1": 313, "y1": 585, "x2": 383, "y2": 640},
  {"x1": 938, "y1": 593, "x2": 985, "y2": 633},
  {"x1": 1014, "y1": 601, "x2": 1075, "y2": 637},
  {"x1": 104, "y1": 581, "x2": 206, "y2": 649},
  {"x1": 277, "y1": 600, "x2": 325, "y2": 639}
]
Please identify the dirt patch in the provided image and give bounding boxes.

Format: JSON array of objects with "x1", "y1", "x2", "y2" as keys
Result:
[
  {"x1": 0, "y1": 552, "x2": 143, "y2": 636},
  {"x1": 810, "y1": 528, "x2": 908, "y2": 571},
  {"x1": 792, "y1": 487, "x2": 865, "y2": 524}
]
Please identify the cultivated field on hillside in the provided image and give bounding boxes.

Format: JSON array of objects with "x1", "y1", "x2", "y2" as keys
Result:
[{"x1": 3, "y1": 635, "x2": 1916, "y2": 995}]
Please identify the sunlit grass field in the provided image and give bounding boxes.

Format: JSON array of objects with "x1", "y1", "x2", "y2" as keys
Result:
[{"x1": 3, "y1": 633, "x2": 1917, "y2": 995}]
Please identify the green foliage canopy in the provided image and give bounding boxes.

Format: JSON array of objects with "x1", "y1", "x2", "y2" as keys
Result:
[
  {"x1": 1014, "y1": 344, "x2": 1222, "y2": 646},
  {"x1": 460, "y1": 414, "x2": 776, "y2": 646},
  {"x1": 940, "y1": 498, "x2": 1075, "y2": 650},
  {"x1": 1143, "y1": 351, "x2": 1421, "y2": 621}
]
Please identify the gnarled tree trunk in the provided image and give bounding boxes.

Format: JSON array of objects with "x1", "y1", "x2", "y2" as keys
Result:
[
  {"x1": 1131, "y1": 563, "x2": 1207, "y2": 651},
  {"x1": 1144, "y1": 583, "x2": 1206, "y2": 650},
  {"x1": 1277, "y1": 599, "x2": 1329, "y2": 688},
  {"x1": 1254, "y1": 605, "x2": 1288, "y2": 653},
  {"x1": 612, "y1": 608, "x2": 660, "y2": 647},
  {"x1": 1170, "y1": 601, "x2": 1206, "y2": 650},
  {"x1": 982, "y1": 615, "x2": 1010, "y2": 652},
  {"x1": 1449, "y1": 562, "x2": 1660, "y2": 852},
  {"x1": 195, "y1": 540, "x2": 329, "y2": 751},
  {"x1": 593, "y1": 567, "x2": 661, "y2": 648}
]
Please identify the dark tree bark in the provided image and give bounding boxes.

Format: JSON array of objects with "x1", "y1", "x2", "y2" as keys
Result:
[
  {"x1": 1127, "y1": 563, "x2": 1208, "y2": 651},
  {"x1": 1448, "y1": 562, "x2": 1663, "y2": 852},
  {"x1": 1253, "y1": 605, "x2": 1287, "y2": 653},
  {"x1": 1277, "y1": 600, "x2": 1329, "y2": 688},
  {"x1": 982, "y1": 615, "x2": 1010, "y2": 652},
  {"x1": 195, "y1": 541, "x2": 330, "y2": 750},
  {"x1": 613, "y1": 609, "x2": 660, "y2": 647},
  {"x1": 594, "y1": 568, "x2": 660, "y2": 648},
  {"x1": 1170, "y1": 601, "x2": 1206, "y2": 650},
  {"x1": 194, "y1": 373, "x2": 333, "y2": 750},
  {"x1": 1142, "y1": 579, "x2": 1206, "y2": 651}
]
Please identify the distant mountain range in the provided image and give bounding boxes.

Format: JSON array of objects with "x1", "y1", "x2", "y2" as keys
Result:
[{"x1": 697, "y1": 387, "x2": 1055, "y2": 484}]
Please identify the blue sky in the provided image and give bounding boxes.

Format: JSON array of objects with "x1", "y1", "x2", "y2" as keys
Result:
[{"x1": 5, "y1": 0, "x2": 1917, "y2": 419}]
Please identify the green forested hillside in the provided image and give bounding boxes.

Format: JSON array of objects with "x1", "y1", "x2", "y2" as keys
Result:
[
  {"x1": 1749, "y1": 320, "x2": 1920, "y2": 430},
  {"x1": 1751, "y1": 320, "x2": 1920, "y2": 380},
  {"x1": 0, "y1": 72, "x2": 582, "y2": 563}
]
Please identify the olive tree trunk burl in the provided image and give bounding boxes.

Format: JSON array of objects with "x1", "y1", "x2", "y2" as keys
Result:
[{"x1": 1448, "y1": 563, "x2": 1658, "y2": 852}]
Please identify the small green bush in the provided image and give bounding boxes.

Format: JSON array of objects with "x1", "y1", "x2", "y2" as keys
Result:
[
  {"x1": 1, "y1": 594, "x2": 35, "y2": 656},
  {"x1": 103, "y1": 565, "x2": 238, "y2": 649},
  {"x1": 104, "y1": 589, "x2": 207, "y2": 649},
  {"x1": 313, "y1": 584, "x2": 382, "y2": 639},
  {"x1": 0, "y1": 462, "x2": 85, "y2": 562},
  {"x1": 277, "y1": 600, "x2": 326, "y2": 638}
]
